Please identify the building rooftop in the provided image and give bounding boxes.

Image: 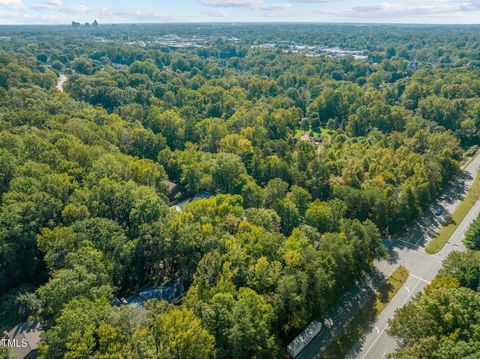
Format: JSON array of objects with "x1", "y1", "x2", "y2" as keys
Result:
[
  {"x1": 112, "y1": 277, "x2": 187, "y2": 311},
  {"x1": 173, "y1": 191, "x2": 212, "y2": 211},
  {"x1": 4, "y1": 321, "x2": 42, "y2": 359}
]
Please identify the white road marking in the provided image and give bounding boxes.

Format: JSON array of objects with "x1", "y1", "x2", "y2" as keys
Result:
[
  {"x1": 394, "y1": 237, "x2": 418, "y2": 248},
  {"x1": 375, "y1": 327, "x2": 380, "y2": 334},
  {"x1": 405, "y1": 287, "x2": 410, "y2": 293},
  {"x1": 382, "y1": 351, "x2": 388, "y2": 358},
  {"x1": 361, "y1": 279, "x2": 423, "y2": 359},
  {"x1": 399, "y1": 279, "x2": 422, "y2": 307},
  {"x1": 409, "y1": 273, "x2": 431, "y2": 283},
  {"x1": 361, "y1": 326, "x2": 387, "y2": 359}
]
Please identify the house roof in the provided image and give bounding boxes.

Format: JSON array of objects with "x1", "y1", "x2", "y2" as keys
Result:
[
  {"x1": 162, "y1": 180, "x2": 180, "y2": 192},
  {"x1": 7, "y1": 321, "x2": 41, "y2": 359},
  {"x1": 125, "y1": 278, "x2": 187, "y2": 310},
  {"x1": 174, "y1": 191, "x2": 212, "y2": 211}
]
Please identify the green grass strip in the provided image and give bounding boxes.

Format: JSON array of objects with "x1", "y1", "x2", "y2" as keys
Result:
[{"x1": 425, "y1": 171, "x2": 480, "y2": 254}]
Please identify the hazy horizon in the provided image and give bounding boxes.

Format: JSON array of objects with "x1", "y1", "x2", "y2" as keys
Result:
[{"x1": 1, "y1": 0, "x2": 480, "y2": 25}]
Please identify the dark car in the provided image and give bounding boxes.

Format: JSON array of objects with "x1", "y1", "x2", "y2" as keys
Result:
[{"x1": 434, "y1": 207, "x2": 443, "y2": 216}]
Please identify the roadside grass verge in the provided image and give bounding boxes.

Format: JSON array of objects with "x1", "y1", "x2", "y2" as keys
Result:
[
  {"x1": 426, "y1": 171, "x2": 480, "y2": 254},
  {"x1": 321, "y1": 266, "x2": 409, "y2": 359}
]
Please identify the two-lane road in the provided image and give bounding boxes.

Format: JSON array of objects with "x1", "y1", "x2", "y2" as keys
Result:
[
  {"x1": 296, "y1": 152, "x2": 480, "y2": 359},
  {"x1": 349, "y1": 152, "x2": 480, "y2": 359}
]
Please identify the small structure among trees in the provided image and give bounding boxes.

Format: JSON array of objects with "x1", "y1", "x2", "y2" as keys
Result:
[{"x1": 2, "y1": 321, "x2": 42, "y2": 359}]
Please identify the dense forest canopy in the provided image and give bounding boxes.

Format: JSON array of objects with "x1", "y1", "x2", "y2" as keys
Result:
[{"x1": 0, "y1": 23, "x2": 479, "y2": 358}]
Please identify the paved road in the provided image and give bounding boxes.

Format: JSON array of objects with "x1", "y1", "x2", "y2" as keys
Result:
[
  {"x1": 297, "y1": 153, "x2": 480, "y2": 359},
  {"x1": 348, "y1": 152, "x2": 480, "y2": 359},
  {"x1": 296, "y1": 270, "x2": 387, "y2": 359}
]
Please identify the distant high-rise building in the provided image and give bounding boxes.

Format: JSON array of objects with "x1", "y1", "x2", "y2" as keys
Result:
[
  {"x1": 92, "y1": 20, "x2": 99, "y2": 27},
  {"x1": 71, "y1": 21, "x2": 80, "y2": 27}
]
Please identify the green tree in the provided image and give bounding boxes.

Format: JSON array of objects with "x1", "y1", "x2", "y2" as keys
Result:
[
  {"x1": 211, "y1": 153, "x2": 246, "y2": 194},
  {"x1": 388, "y1": 276, "x2": 480, "y2": 358},
  {"x1": 305, "y1": 199, "x2": 346, "y2": 233},
  {"x1": 39, "y1": 298, "x2": 111, "y2": 359},
  {"x1": 37, "y1": 244, "x2": 112, "y2": 324},
  {"x1": 229, "y1": 288, "x2": 277, "y2": 359},
  {"x1": 439, "y1": 251, "x2": 480, "y2": 290},
  {"x1": 142, "y1": 302, "x2": 216, "y2": 359},
  {"x1": 464, "y1": 215, "x2": 480, "y2": 249}
]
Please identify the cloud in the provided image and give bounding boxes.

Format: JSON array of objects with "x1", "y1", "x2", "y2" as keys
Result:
[
  {"x1": 350, "y1": 3, "x2": 451, "y2": 17},
  {"x1": 290, "y1": 0, "x2": 343, "y2": 2},
  {"x1": 460, "y1": 0, "x2": 480, "y2": 11},
  {"x1": 200, "y1": 0, "x2": 290, "y2": 11},
  {"x1": 32, "y1": 2, "x2": 91, "y2": 13},
  {"x1": 208, "y1": 9, "x2": 229, "y2": 17},
  {"x1": 29, "y1": 1, "x2": 176, "y2": 22},
  {"x1": 68, "y1": 4, "x2": 90, "y2": 13},
  {"x1": 0, "y1": 0, "x2": 23, "y2": 10},
  {"x1": 200, "y1": 0, "x2": 264, "y2": 7},
  {"x1": 316, "y1": 0, "x2": 480, "y2": 21},
  {"x1": 98, "y1": 9, "x2": 175, "y2": 22},
  {"x1": 258, "y1": 2, "x2": 290, "y2": 10},
  {"x1": 31, "y1": 0, "x2": 64, "y2": 11}
]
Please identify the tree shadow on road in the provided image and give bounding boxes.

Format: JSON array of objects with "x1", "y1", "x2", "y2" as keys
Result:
[
  {"x1": 321, "y1": 266, "x2": 408, "y2": 359},
  {"x1": 388, "y1": 169, "x2": 471, "y2": 250}
]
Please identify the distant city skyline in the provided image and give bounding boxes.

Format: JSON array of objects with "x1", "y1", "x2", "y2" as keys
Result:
[{"x1": 1, "y1": 0, "x2": 480, "y2": 25}]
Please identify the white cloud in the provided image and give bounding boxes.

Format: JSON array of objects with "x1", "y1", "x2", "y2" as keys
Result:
[
  {"x1": 47, "y1": 0, "x2": 62, "y2": 6},
  {"x1": 0, "y1": 0, "x2": 23, "y2": 10},
  {"x1": 31, "y1": 0, "x2": 64, "y2": 11},
  {"x1": 258, "y1": 2, "x2": 290, "y2": 10},
  {"x1": 70, "y1": 4, "x2": 90, "y2": 13},
  {"x1": 24, "y1": 0, "x2": 178, "y2": 23},
  {"x1": 315, "y1": 0, "x2": 480, "y2": 21},
  {"x1": 208, "y1": 9, "x2": 229, "y2": 16},
  {"x1": 200, "y1": 0, "x2": 290, "y2": 11},
  {"x1": 290, "y1": 0, "x2": 343, "y2": 2},
  {"x1": 200, "y1": 0, "x2": 264, "y2": 7},
  {"x1": 350, "y1": 3, "x2": 451, "y2": 17},
  {"x1": 4, "y1": 0, "x2": 480, "y2": 24}
]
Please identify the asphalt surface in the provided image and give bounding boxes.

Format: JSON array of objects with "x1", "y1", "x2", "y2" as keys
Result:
[
  {"x1": 349, "y1": 152, "x2": 480, "y2": 359},
  {"x1": 296, "y1": 153, "x2": 480, "y2": 359}
]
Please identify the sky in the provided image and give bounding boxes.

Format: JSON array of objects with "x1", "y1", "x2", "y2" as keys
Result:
[{"x1": 1, "y1": 0, "x2": 480, "y2": 25}]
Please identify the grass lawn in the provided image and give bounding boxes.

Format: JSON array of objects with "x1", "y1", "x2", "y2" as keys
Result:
[
  {"x1": 425, "y1": 171, "x2": 480, "y2": 254},
  {"x1": 294, "y1": 127, "x2": 332, "y2": 139},
  {"x1": 321, "y1": 266, "x2": 409, "y2": 359}
]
